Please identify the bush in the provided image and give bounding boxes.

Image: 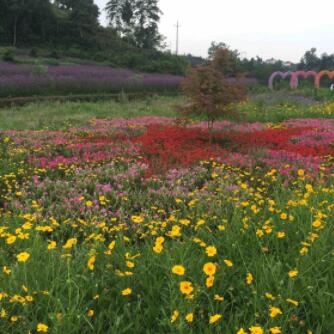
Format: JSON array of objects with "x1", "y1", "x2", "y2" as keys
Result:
[
  {"x1": 29, "y1": 48, "x2": 38, "y2": 58},
  {"x1": 43, "y1": 59, "x2": 60, "y2": 66},
  {"x1": 33, "y1": 62, "x2": 48, "y2": 76},
  {"x1": 2, "y1": 48, "x2": 15, "y2": 62},
  {"x1": 180, "y1": 49, "x2": 246, "y2": 140},
  {"x1": 49, "y1": 50, "x2": 60, "y2": 59}
]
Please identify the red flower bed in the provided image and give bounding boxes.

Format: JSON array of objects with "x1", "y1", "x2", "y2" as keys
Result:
[
  {"x1": 133, "y1": 125, "x2": 227, "y2": 174},
  {"x1": 228, "y1": 127, "x2": 334, "y2": 157}
]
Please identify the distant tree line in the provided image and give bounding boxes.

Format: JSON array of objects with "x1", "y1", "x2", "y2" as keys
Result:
[
  {"x1": 204, "y1": 42, "x2": 334, "y2": 84},
  {"x1": 1, "y1": 0, "x2": 333, "y2": 80},
  {"x1": 0, "y1": 0, "x2": 99, "y2": 47},
  {"x1": 0, "y1": 0, "x2": 188, "y2": 75},
  {"x1": 0, "y1": 0, "x2": 163, "y2": 49}
]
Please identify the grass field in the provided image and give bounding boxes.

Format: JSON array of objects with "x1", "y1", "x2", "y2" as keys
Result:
[
  {"x1": 0, "y1": 96, "x2": 180, "y2": 130},
  {"x1": 1, "y1": 91, "x2": 334, "y2": 130},
  {"x1": 0, "y1": 94, "x2": 334, "y2": 334}
]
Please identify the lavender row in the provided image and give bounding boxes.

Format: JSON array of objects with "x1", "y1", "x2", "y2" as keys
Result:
[{"x1": 0, "y1": 62, "x2": 184, "y2": 97}]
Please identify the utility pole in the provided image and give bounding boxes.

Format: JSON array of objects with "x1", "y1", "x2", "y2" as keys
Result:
[{"x1": 175, "y1": 21, "x2": 180, "y2": 55}]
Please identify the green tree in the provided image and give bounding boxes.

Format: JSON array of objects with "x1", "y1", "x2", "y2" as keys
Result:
[
  {"x1": 133, "y1": 0, "x2": 163, "y2": 49},
  {"x1": 0, "y1": 0, "x2": 54, "y2": 46},
  {"x1": 105, "y1": 0, "x2": 135, "y2": 37},
  {"x1": 208, "y1": 41, "x2": 228, "y2": 60},
  {"x1": 106, "y1": 0, "x2": 163, "y2": 49},
  {"x1": 298, "y1": 48, "x2": 320, "y2": 70},
  {"x1": 55, "y1": 0, "x2": 100, "y2": 42},
  {"x1": 4, "y1": 0, "x2": 25, "y2": 46}
]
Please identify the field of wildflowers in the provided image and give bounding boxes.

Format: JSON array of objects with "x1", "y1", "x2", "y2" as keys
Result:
[
  {"x1": 0, "y1": 102, "x2": 334, "y2": 333},
  {"x1": 0, "y1": 63, "x2": 184, "y2": 98}
]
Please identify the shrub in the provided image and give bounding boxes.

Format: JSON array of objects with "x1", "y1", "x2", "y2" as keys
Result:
[
  {"x1": 33, "y1": 62, "x2": 48, "y2": 76},
  {"x1": 49, "y1": 50, "x2": 60, "y2": 59},
  {"x1": 180, "y1": 49, "x2": 246, "y2": 142},
  {"x1": 29, "y1": 48, "x2": 38, "y2": 58},
  {"x1": 43, "y1": 59, "x2": 60, "y2": 66},
  {"x1": 2, "y1": 48, "x2": 15, "y2": 62}
]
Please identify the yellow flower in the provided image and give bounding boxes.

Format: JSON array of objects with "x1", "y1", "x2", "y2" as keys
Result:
[
  {"x1": 87, "y1": 255, "x2": 96, "y2": 271},
  {"x1": 286, "y1": 298, "x2": 299, "y2": 306},
  {"x1": 126, "y1": 261, "x2": 135, "y2": 268},
  {"x1": 108, "y1": 241, "x2": 116, "y2": 250},
  {"x1": 6, "y1": 235, "x2": 16, "y2": 245},
  {"x1": 16, "y1": 252, "x2": 30, "y2": 262},
  {"x1": 224, "y1": 259, "x2": 233, "y2": 267},
  {"x1": 62, "y1": 238, "x2": 77, "y2": 249},
  {"x1": 172, "y1": 265, "x2": 185, "y2": 276},
  {"x1": 237, "y1": 329, "x2": 247, "y2": 334},
  {"x1": 25, "y1": 295, "x2": 33, "y2": 302},
  {"x1": 131, "y1": 215, "x2": 144, "y2": 224},
  {"x1": 180, "y1": 219, "x2": 190, "y2": 226},
  {"x1": 209, "y1": 314, "x2": 222, "y2": 324},
  {"x1": 206, "y1": 276, "x2": 215, "y2": 288},
  {"x1": 214, "y1": 294, "x2": 224, "y2": 301},
  {"x1": 37, "y1": 323, "x2": 48, "y2": 332},
  {"x1": 10, "y1": 316, "x2": 18, "y2": 322},
  {"x1": 87, "y1": 309, "x2": 94, "y2": 317},
  {"x1": 205, "y1": 246, "x2": 217, "y2": 257},
  {"x1": 265, "y1": 293, "x2": 275, "y2": 300},
  {"x1": 269, "y1": 306, "x2": 283, "y2": 318},
  {"x1": 288, "y1": 270, "x2": 298, "y2": 278},
  {"x1": 47, "y1": 241, "x2": 57, "y2": 250},
  {"x1": 280, "y1": 213, "x2": 287, "y2": 220},
  {"x1": 0, "y1": 308, "x2": 7, "y2": 318},
  {"x1": 203, "y1": 262, "x2": 217, "y2": 276},
  {"x1": 85, "y1": 201, "x2": 93, "y2": 207},
  {"x1": 305, "y1": 184, "x2": 313, "y2": 193},
  {"x1": 277, "y1": 232, "x2": 285, "y2": 238},
  {"x1": 168, "y1": 225, "x2": 181, "y2": 237},
  {"x1": 249, "y1": 326, "x2": 264, "y2": 334},
  {"x1": 180, "y1": 281, "x2": 194, "y2": 296},
  {"x1": 171, "y1": 310, "x2": 179, "y2": 323},
  {"x1": 3, "y1": 266, "x2": 11, "y2": 275},
  {"x1": 153, "y1": 244, "x2": 163, "y2": 253},
  {"x1": 155, "y1": 237, "x2": 165, "y2": 244},
  {"x1": 246, "y1": 272, "x2": 253, "y2": 285},
  {"x1": 297, "y1": 169, "x2": 304, "y2": 177},
  {"x1": 256, "y1": 229, "x2": 264, "y2": 238},
  {"x1": 300, "y1": 247, "x2": 309, "y2": 256},
  {"x1": 270, "y1": 327, "x2": 282, "y2": 334},
  {"x1": 121, "y1": 288, "x2": 132, "y2": 296},
  {"x1": 185, "y1": 313, "x2": 194, "y2": 323},
  {"x1": 312, "y1": 220, "x2": 322, "y2": 228}
]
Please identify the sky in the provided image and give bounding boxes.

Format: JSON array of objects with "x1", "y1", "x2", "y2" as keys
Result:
[{"x1": 95, "y1": 0, "x2": 334, "y2": 62}]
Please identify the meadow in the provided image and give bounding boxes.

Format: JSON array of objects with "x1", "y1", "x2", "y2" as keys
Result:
[{"x1": 0, "y1": 94, "x2": 334, "y2": 334}]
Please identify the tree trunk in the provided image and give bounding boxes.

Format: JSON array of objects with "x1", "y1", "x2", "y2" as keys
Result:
[
  {"x1": 12, "y1": 15, "x2": 18, "y2": 47},
  {"x1": 208, "y1": 120, "x2": 214, "y2": 145}
]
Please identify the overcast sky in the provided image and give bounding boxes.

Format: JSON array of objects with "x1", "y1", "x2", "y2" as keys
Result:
[{"x1": 95, "y1": 0, "x2": 334, "y2": 62}]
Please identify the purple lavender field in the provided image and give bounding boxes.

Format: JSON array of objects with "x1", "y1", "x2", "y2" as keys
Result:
[{"x1": 0, "y1": 62, "x2": 184, "y2": 98}]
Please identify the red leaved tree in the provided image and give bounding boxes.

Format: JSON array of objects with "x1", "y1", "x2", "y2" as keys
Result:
[{"x1": 180, "y1": 48, "x2": 246, "y2": 143}]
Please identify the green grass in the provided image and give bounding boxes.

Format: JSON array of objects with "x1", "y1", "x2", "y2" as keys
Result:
[
  {"x1": 2, "y1": 90, "x2": 334, "y2": 132},
  {"x1": 0, "y1": 96, "x2": 181, "y2": 130}
]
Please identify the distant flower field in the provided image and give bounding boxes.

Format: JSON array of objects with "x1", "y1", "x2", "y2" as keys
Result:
[
  {"x1": 0, "y1": 63, "x2": 184, "y2": 98},
  {"x1": 0, "y1": 116, "x2": 333, "y2": 333}
]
